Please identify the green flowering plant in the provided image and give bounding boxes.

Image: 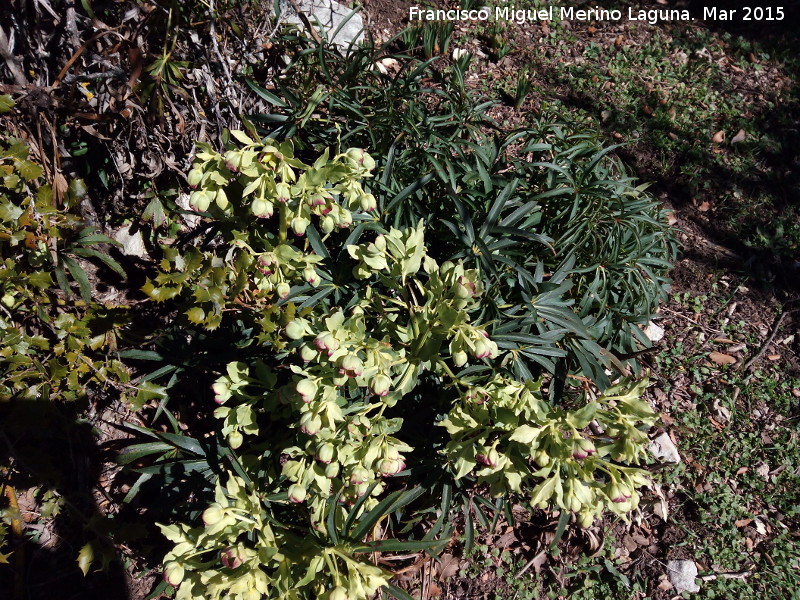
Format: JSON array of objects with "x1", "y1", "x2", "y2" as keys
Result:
[
  {"x1": 152, "y1": 132, "x2": 661, "y2": 600},
  {"x1": 440, "y1": 377, "x2": 656, "y2": 527},
  {"x1": 143, "y1": 131, "x2": 377, "y2": 328}
]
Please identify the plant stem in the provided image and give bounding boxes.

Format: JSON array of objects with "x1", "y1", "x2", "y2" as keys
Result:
[{"x1": 279, "y1": 203, "x2": 288, "y2": 243}]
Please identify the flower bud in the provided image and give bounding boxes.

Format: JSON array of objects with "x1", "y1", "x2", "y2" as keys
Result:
[
  {"x1": 453, "y1": 350, "x2": 468, "y2": 367},
  {"x1": 275, "y1": 182, "x2": 291, "y2": 203},
  {"x1": 328, "y1": 585, "x2": 350, "y2": 600},
  {"x1": 338, "y1": 209, "x2": 352, "y2": 228},
  {"x1": 228, "y1": 431, "x2": 243, "y2": 449},
  {"x1": 345, "y1": 148, "x2": 366, "y2": 166},
  {"x1": 324, "y1": 462, "x2": 340, "y2": 478},
  {"x1": 291, "y1": 216, "x2": 309, "y2": 236},
  {"x1": 220, "y1": 547, "x2": 243, "y2": 569},
  {"x1": 251, "y1": 198, "x2": 273, "y2": 218},
  {"x1": 454, "y1": 282, "x2": 473, "y2": 299},
  {"x1": 212, "y1": 381, "x2": 231, "y2": 404},
  {"x1": 359, "y1": 193, "x2": 377, "y2": 212},
  {"x1": 163, "y1": 562, "x2": 184, "y2": 586},
  {"x1": 349, "y1": 466, "x2": 370, "y2": 486},
  {"x1": 314, "y1": 333, "x2": 339, "y2": 355},
  {"x1": 187, "y1": 169, "x2": 203, "y2": 188},
  {"x1": 285, "y1": 319, "x2": 306, "y2": 340},
  {"x1": 288, "y1": 483, "x2": 307, "y2": 503},
  {"x1": 573, "y1": 438, "x2": 596, "y2": 460},
  {"x1": 607, "y1": 483, "x2": 629, "y2": 503},
  {"x1": 202, "y1": 504, "x2": 224, "y2": 525},
  {"x1": 361, "y1": 153, "x2": 376, "y2": 171},
  {"x1": 316, "y1": 442, "x2": 335, "y2": 464},
  {"x1": 299, "y1": 413, "x2": 322, "y2": 436},
  {"x1": 476, "y1": 447, "x2": 500, "y2": 468},
  {"x1": 310, "y1": 193, "x2": 327, "y2": 206},
  {"x1": 303, "y1": 267, "x2": 320, "y2": 285},
  {"x1": 379, "y1": 457, "x2": 405, "y2": 476},
  {"x1": 276, "y1": 282, "x2": 291, "y2": 299},
  {"x1": 190, "y1": 190, "x2": 211, "y2": 212},
  {"x1": 578, "y1": 509, "x2": 595, "y2": 528},
  {"x1": 223, "y1": 151, "x2": 241, "y2": 170},
  {"x1": 338, "y1": 354, "x2": 364, "y2": 378},
  {"x1": 321, "y1": 216, "x2": 335, "y2": 234},
  {"x1": 534, "y1": 450, "x2": 550, "y2": 467},
  {"x1": 296, "y1": 378, "x2": 318, "y2": 403},
  {"x1": 473, "y1": 338, "x2": 492, "y2": 359},
  {"x1": 370, "y1": 374, "x2": 392, "y2": 397}
]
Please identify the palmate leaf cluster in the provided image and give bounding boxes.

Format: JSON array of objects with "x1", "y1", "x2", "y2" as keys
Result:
[{"x1": 249, "y1": 33, "x2": 677, "y2": 388}]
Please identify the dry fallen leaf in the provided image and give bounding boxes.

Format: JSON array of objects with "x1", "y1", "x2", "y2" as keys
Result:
[
  {"x1": 698, "y1": 201, "x2": 711, "y2": 212},
  {"x1": 709, "y1": 351, "x2": 737, "y2": 365},
  {"x1": 708, "y1": 416, "x2": 725, "y2": 430},
  {"x1": 495, "y1": 526, "x2": 518, "y2": 549},
  {"x1": 623, "y1": 535, "x2": 639, "y2": 552},
  {"x1": 731, "y1": 129, "x2": 747, "y2": 144},
  {"x1": 735, "y1": 518, "x2": 753, "y2": 528},
  {"x1": 767, "y1": 354, "x2": 781, "y2": 361},
  {"x1": 437, "y1": 554, "x2": 459, "y2": 581},
  {"x1": 712, "y1": 130, "x2": 725, "y2": 144},
  {"x1": 712, "y1": 398, "x2": 731, "y2": 423}
]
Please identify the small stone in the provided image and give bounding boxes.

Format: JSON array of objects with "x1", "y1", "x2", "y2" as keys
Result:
[
  {"x1": 667, "y1": 560, "x2": 700, "y2": 594},
  {"x1": 282, "y1": 0, "x2": 364, "y2": 49},
  {"x1": 643, "y1": 321, "x2": 665, "y2": 342},
  {"x1": 650, "y1": 432, "x2": 681, "y2": 463},
  {"x1": 112, "y1": 224, "x2": 147, "y2": 258}
]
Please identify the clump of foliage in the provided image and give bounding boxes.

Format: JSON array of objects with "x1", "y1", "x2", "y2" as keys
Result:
[
  {"x1": 248, "y1": 34, "x2": 677, "y2": 388},
  {"x1": 149, "y1": 133, "x2": 659, "y2": 599},
  {"x1": 0, "y1": 97, "x2": 130, "y2": 402}
]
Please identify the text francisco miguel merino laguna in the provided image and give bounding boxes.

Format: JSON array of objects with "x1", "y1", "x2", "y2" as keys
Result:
[{"x1": 408, "y1": 5, "x2": 698, "y2": 25}]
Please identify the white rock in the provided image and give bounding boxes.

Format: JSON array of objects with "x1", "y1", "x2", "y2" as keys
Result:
[
  {"x1": 650, "y1": 432, "x2": 681, "y2": 464},
  {"x1": 112, "y1": 224, "x2": 147, "y2": 259},
  {"x1": 643, "y1": 321, "x2": 665, "y2": 342},
  {"x1": 667, "y1": 560, "x2": 700, "y2": 594},
  {"x1": 282, "y1": 0, "x2": 364, "y2": 49}
]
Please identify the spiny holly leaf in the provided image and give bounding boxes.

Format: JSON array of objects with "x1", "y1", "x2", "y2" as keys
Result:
[
  {"x1": 0, "y1": 94, "x2": 13, "y2": 113},
  {"x1": 76, "y1": 542, "x2": 94, "y2": 576},
  {"x1": 142, "y1": 281, "x2": 183, "y2": 302}
]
